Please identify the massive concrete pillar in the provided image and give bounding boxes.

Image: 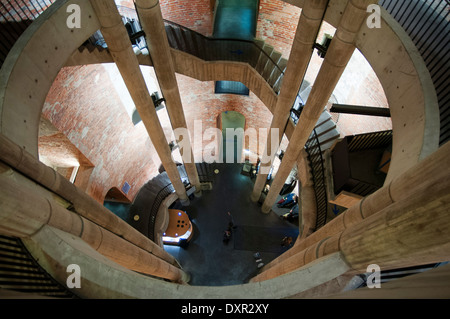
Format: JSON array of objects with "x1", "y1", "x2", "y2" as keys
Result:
[
  {"x1": 135, "y1": 0, "x2": 201, "y2": 197},
  {"x1": 0, "y1": 163, "x2": 189, "y2": 283},
  {"x1": 251, "y1": 0, "x2": 329, "y2": 203},
  {"x1": 0, "y1": 134, "x2": 178, "y2": 267},
  {"x1": 251, "y1": 142, "x2": 450, "y2": 282},
  {"x1": 261, "y1": 0, "x2": 377, "y2": 213},
  {"x1": 89, "y1": 0, "x2": 189, "y2": 205}
]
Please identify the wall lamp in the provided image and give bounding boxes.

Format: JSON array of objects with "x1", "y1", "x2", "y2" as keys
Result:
[
  {"x1": 151, "y1": 91, "x2": 166, "y2": 111},
  {"x1": 314, "y1": 33, "x2": 333, "y2": 58}
]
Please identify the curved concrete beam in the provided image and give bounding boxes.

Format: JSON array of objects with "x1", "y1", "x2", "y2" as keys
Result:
[
  {"x1": 24, "y1": 225, "x2": 351, "y2": 299},
  {"x1": 0, "y1": 0, "x2": 101, "y2": 158},
  {"x1": 284, "y1": 0, "x2": 439, "y2": 183},
  {"x1": 0, "y1": 0, "x2": 440, "y2": 294},
  {"x1": 64, "y1": 1, "x2": 439, "y2": 183}
]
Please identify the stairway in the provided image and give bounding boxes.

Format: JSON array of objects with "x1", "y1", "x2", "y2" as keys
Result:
[
  {"x1": 304, "y1": 109, "x2": 340, "y2": 230},
  {"x1": 164, "y1": 20, "x2": 288, "y2": 95},
  {"x1": 0, "y1": 0, "x2": 55, "y2": 68}
]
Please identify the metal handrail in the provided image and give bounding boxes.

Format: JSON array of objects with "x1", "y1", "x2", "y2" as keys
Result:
[
  {"x1": 304, "y1": 128, "x2": 328, "y2": 230},
  {"x1": 0, "y1": 0, "x2": 55, "y2": 68},
  {"x1": 162, "y1": 19, "x2": 286, "y2": 76}
]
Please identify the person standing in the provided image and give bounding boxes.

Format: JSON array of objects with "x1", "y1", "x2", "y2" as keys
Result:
[{"x1": 227, "y1": 211, "x2": 237, "y2": 229}]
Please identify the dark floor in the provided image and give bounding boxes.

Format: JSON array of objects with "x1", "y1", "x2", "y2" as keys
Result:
[{"x1": 165, "y1": 163, "x2": 299, "y2": 286}]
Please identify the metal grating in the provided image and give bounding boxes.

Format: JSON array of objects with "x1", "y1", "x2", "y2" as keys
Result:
[
  {"x1": 0, "y1": 234, "x2": 76, "y2": 298},
  {"x1": 379, "y1": 0, "x2": 450, "y2": 146}
]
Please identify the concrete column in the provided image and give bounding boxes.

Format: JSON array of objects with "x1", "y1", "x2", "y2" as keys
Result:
[
  {"x1": 136, "y1": 0, "x2": 202, "y2": 197},
  {"x1": 0, "y1": 134, "x2": 178, "y2": 267},
  {"x1": 0, "y1": 164, "x2": 189, "y2": 283},
  {"x1": 89, "y1": 0, "x2": 189, "y2": 205},
  {"x1": 261, "y1": 0, "x2": 377, "y2": 213},
  {"x1": 251, "y1": 0, "x2": 329, "y2": 203},
  {"x1": 255, "y1": 138, "x2": 450, "y2": 281},
  {"x1": 251, "y1": 143, "x2": 450, "y2": 282}
]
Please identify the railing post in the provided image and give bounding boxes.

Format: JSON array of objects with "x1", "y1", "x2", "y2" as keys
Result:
[{"x1": 305, "y1": 128, "x2": 328, "y2": 230}]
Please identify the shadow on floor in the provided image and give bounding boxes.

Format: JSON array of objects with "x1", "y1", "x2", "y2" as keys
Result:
[{"x1": 164, "y1": 163, "x2": 299, "y2": 286}]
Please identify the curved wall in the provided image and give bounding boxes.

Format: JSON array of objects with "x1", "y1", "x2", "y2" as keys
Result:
[
  {"x1": 0, "y1": 0, "x2": 100, "y2": 158},
  {"x1": 0, "y1": 0, "x2": 441, "y2": 297},
  {"x1": 318, "y1": 0, "x2": 439, "y2": 182},
  {"x1": 42, "y1": 64, "x2": 159, "y2": 202}
]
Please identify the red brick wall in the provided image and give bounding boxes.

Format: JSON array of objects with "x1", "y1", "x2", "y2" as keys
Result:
[
  {"x1": 43, "y1": 65, "x2": 159, "y2": 203},
  {"x1": 159, "y1": 0, "x2": 214, "y2": 36},
  {"x1": 173, "y1": 75, "x2": 272, "y2": 162},
  {"x1": 0, "y1": 0, "x2": 55, "y2": 20},
  {"x1": 115, "y1": 0, "x2": 214, "y2": 36},
  {"x1": 176, "y1": 74, "x2": 274, "y2": 164},
  {"x1": 39, "y1": 0, "x2": 390, "y2": 204},
  {"x1": 256, "y1": 0, "x2": 301, "y2": 59}
]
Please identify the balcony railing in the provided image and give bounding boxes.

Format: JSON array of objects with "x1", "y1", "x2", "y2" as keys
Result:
[
  {"x1": 0, "y1": 0, "x2": 55, "y2": 68},
  {"x1": 379, "y1": 0, "x2": 450, "y2": 146}
]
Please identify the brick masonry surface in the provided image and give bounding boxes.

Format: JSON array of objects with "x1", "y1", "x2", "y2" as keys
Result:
[
  {"x1": 42, "y1": 65, "x2": 160, "y2": 203},
  {"x1": 38, "y1": 0, "x2": 391, "y2": 203}
]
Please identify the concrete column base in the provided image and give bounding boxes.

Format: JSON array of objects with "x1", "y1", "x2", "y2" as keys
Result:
[
  {"x1": 250, "y1": 192, "x2": 261, "y2": 203},
  {"x1": 179, "y1": 197, "x2": 190, "y2": 207},
  {"x1": 193, "y1": 189, "x2": 203, "y2": 198}
]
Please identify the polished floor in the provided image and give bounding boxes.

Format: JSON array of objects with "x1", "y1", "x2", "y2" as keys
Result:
[{"x1": 165, "y1": 163, "x2": 299, "y2": 286}]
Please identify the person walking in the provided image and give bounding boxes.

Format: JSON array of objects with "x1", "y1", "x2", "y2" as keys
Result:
[{"x1": 227, "y1": 211, "x2": 237, "y2": 229}]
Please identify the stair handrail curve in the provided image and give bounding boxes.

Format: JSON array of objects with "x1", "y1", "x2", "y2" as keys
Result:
[
  {"x1": 162, "y1": 19, "x2": 285, "y2": 75},
  {"x1": 114, "y1": 5, "x2": 286, "y2": 94},
  {"x1": 304, "y1": 127, "x2": 329, "y2": 231}
]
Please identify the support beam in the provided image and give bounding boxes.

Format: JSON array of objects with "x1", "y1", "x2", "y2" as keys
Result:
[
  {"x1": 0, "y1": 134, "x2": 178, "y2": 267},
  {"x1": 261, "y1": 0, "x2": 377, "y2": 214},
  {"x1": 251, "y1": 0, "x2": 329, "y2": 203},
  {"x1": 330, "y1": 103, "x2": 391, "y2": 117},
  {"x1": 251, "y1": 142, "x2": 450, "y2": 282},
  {"x1": 253, "y1": 139, "x2": 450, "y2": 282},
  {"x1": 0, "y1": 163, "x2": 189, "y2": 283},
  {"x1": 89, "y1": 0, "x2": 189, "y2": 205},
  {"x1": 135, "y1": 0, "x2": 201, "y2": 197}
]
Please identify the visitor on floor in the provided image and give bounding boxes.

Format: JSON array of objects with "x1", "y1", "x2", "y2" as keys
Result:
[
  {"x1": 281, "y1": 236, "x2": 293, "y2": 247},
  {"x1": 223, "y1": 228, "x2": 231, "y2": 244},
  {"x1": 277, "y1": 193, "x2": 298, "y2": 208},
  {"x1": 282, "y1": 203, "x2": 299, "y2": 222},
  {"x1": 227, "y1": 211, "x2": 237, "y2": 229}
]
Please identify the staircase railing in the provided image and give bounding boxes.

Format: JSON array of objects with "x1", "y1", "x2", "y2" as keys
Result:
[
  {"x1": 304, "y1": 128, "x2": 329, "y2": 230},
  {"x1": 379, "y1": 0, "x2": 450, "y2": 146},
  {"x1": 85, "y1": 5, "x2": 287, "y2": 94},
  {"x1": 0, "y1": 0, "x2": 55, "y2": 68},
  {"x1": 165, "y1": 20, "x2": 287, "y2": 95}
]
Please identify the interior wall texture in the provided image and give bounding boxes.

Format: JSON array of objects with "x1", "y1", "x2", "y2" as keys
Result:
[
  {"x1": 39, "y1": 0, "x2": 390, "y2": 203},
  {"x1": 42, "y1": 64, "x2": 160, "y2": 202}
]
